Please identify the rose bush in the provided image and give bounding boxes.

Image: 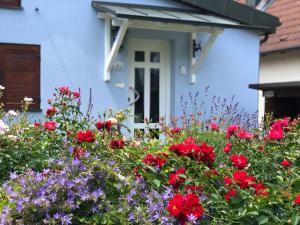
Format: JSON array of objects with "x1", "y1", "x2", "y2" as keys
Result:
[{"x1": 0, "y1": 86, "x2": 299, "y2": 224}]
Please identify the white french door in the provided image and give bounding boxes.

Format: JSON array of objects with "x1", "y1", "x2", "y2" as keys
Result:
[{"x1": 128, "y1": 39, "x2": 170, "y2": 137}]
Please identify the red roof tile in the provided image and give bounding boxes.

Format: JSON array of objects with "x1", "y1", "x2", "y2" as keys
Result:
[{"x1": 261, "y1": 0, "x2": 300, "y2": 53}]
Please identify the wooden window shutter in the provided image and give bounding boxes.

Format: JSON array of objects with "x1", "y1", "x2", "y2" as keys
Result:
[
  {"x1": 0, "y1": 44, "x2": 40, "y2": 111},
  {"x1": 0, "y1": 0, "x2": 21, "y2": 8}
]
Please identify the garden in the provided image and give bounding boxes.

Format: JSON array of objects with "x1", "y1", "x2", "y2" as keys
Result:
[{"x1": 0, "y1": 86, "x2": 299, "y2": 225}]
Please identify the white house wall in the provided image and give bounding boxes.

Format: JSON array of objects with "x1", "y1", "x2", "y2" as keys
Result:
[
  {"x1": 259, "y1": 50, "x2": 300, "y2": 120},
  {"x1": 0, "y1": 0, "x2": 260, "y2": 124}
]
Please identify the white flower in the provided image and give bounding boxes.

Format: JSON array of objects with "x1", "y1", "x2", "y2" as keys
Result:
[
  {"x1": 24, "y1": 97, "x2": 33, "y2": 103},
  {"x1": 7, "y1": 110, "x2": 18, "y2": 117},
  {"x1": 7, "y1": 135, "x2": 17, "y2": 141},
  {"x1": 107, "y1": 117, "x2": 118, "y2": 125},
  {"x1": 0, "y1": 119, "x2": 8, "y2": 134},
  {"x1": 0, "y1": 85, "x2": 5, "y2": 90}
]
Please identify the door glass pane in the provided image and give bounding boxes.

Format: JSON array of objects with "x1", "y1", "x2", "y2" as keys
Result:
[
  {"x1": 135, "y1": 51, "x2": 145, "y2": 62},
  {"x1": 134, "y1": 68, "x2": 144, "y2": 123},
  {"x1": 150, "y1": 68, "x2": 160, "y2": 123},
  {"x1": 150, "y1": 52, "x2": 160, "y2": 63}
]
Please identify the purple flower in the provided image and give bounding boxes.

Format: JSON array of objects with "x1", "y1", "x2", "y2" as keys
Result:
[
  {"x1": 187, "y1": 214, "x2": 197, "y2": 224},
  {"x1": 61, "y1": 214, "x2": 72, "y2": 225},
  {"x1": 9, "y1": 172, "x2": 18, "y2": 180}
]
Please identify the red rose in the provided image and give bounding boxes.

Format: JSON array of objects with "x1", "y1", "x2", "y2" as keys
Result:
[
  {"x1": 96, "y1": 120, "x2": 113, "y2": 131},
  {"x1": 223, "y1": 143, "x2": 232, "y2": 154},
  {"x1": 267, "y1": 127, "x2": 284, "y2": 140},
  {"x1": 170, "y1": 127, "x2": 182, "y2": 134},
  {"x1": 34, "y1": 122, "x2": 40, "y2": 127},
  {"x1": 44, "y1": 121, "x2": 56, "y2": 131},
  {"x1": 230, "y1": 154, "x2": 248, "y2": 169},
  {"x1": 58, "y1": 86, "x2": 71, "y2": 95},
  {"x1": 233, "y1": 171, "x2": 255, "y2": 189},
  {"x1": 46, "y1": 108, "x2": 57, "y2": 117},
  {"x1": 223, "y1": 176, "x2": 233, "y2": 185},
  {"x1": 167, "y1": 194, "x2": 204, "y2": 225},
  {"x1": 142, "y1": 154, "x2": 166, "y2": 168},
  {"x1": 236, "y1": 129, "x2": 254, "y2": 139},
  {"x1": 225, "y1": 188, "x2": 237, "y2": 201},
  {"x1": 210, "y1": 123, "x2": 219, "y2": 132},
  {"x1": 253, "y1": 183, "x2": 269, "y2": 197},
  {"x1": 76, "y1": 130, "x2": 95, "y2": 143},
  {"x1": 110, "y1": 140, "x2": 125, "y2": 149},
  {"x1": 294, "y1": 194, "x2": 300, "y2": 205},
  {"x1": 226, "y1": 125, "x2": 239, "y2": 138},
  {"x1": 169, "y1": 168, "x2": 186, "y2": 187},
  {"x1": 73, "y1": 147, "x2": 86, "y2": 159},
  {"x1": 281, "y1": 159, "x2": 292, "y2": 167},
  {"x1": 72, "y1": 92, "x2": 80, "y2": 98}
]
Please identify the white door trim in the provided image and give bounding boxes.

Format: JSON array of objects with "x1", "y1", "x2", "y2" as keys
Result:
[{"x1": 128, "y1": 38, "x2": 171, "y2": 133}]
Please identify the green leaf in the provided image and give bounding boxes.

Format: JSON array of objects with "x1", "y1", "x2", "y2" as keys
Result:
[
  {"x1": 258, "y1": 216, "x2": 269, "y2": 225},
  {"x1": 153, "y1": 179, "x2": 161, "y2": 188},
  {"x1": 292, "y1": 214, "x2": 300, "y2": 225}
]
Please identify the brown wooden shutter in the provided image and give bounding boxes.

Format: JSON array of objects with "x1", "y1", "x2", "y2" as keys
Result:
[
  {"x1": 0, "y1": 0, "x2": 21, "y2": 8},
  {"x1": 0, "y1": 44, "x2": 40, "y2": 110}
]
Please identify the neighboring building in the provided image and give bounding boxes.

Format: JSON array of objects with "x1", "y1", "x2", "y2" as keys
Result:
[
  {"x1": 0, "y1": 0, "x2": 279, "y2": 133},
  {"x1": 249, "y1": 0, "x2": 300, "y2": 120}
]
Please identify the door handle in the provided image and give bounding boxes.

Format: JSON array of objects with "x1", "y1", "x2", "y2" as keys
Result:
[{"x1": 128, "y1": 86, "x2": 140, "y2": 106}]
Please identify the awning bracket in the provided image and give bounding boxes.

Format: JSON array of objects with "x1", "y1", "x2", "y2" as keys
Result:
[{"x1": 104, "y1": 18, "x2": 129, "y2": 82}]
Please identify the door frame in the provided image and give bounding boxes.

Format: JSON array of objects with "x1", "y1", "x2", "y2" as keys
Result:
[{"x1": 128, "y1": 38, "x2": 171, "y2": 132}]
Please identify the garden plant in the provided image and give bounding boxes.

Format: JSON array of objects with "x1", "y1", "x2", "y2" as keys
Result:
[{"x1": 0, "y1": 86, "x2": 299, "y2": 225}]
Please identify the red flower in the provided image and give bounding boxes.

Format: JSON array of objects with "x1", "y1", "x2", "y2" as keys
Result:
[
  {"x1": 169, "y1": 168, "x2": 186, "y2": 188},
  {"x1": 46, "y1": 108, "x2": 57, "y2": 117},
  {"x1": 96, "y1": 120, "x2": 113, "y2": 131},
  {"x1": 72, "y1": 92, "x2": 80, "y2": 98},
  {"x1": 44, "y1": 121, "x2": 56, "y2": 131},
  {"x1": 236, "y1": 129, "x2": 254, "y2": 139},
  {"x1": 210, "y1": 123, "x2": 219, "y2": 132},
  {"x1": 267, "y1": 127, "x2": 284, "y2": 140},
  {"x1": 223, "y1": 143, "x2": 232, "y2": 154},
  {"x1": 294, "y1": 194, "x2": 300, "y2": 205},
  {"x1": 230, "y1": 154, "x2": 248, "y2": 169},
  {"x1": 223, "y1": 176, "x2": 233, "y2": 185},
  {"x1": 281, "y1": 159, "x2": 292, "y2": 167},
  {"x1": 170, "y1": 127, "x2": 182, "y2": 134},
  {"x1": 110, "y1": 140, "x2": 125, "y2": 149},
  {"x1": 34, "y1": 122, "x2": 40, "y2": 127},
  {"x1": 142, "y1": 154, "x2": 166, "y2": 168},
  {"x1": 253, "y1": 183, "x2": 269, "y2": 197},
  {"x1": 73, "y1": 147, "x2": 86, "y2": 159},
  {"x1": 272, "y1": 118, "x2": 289, "y2": 130},
  {"x1": 76, "y1": 130, "x2": 95, "y2": 143},
  {"x1": 226, "y1": 125, "x2": 239, "y2": 138},
  {"x1": 192, "y1": 143, "x2": 215, "y2": 164},
  {"x1": 225, "y1": 188, "x2": 236, "y2": 201},
  {"x1": 58, "y1": 86, "x2": 71, "y2": 95},
  {"x1": 167, "y1": 194, "x2": 204, "y2": 225},
  {"x1": 233, "y1": 171, "x2": 255, "y2": 189}
]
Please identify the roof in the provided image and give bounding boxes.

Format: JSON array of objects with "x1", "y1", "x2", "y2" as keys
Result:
[
  {"x1": 93, "y1": 1, "x2": 274, "y2": 32},
  {"x1": 249, "y1": 81, "x2": 300, "y2": 90},
  {"x1": 175, "y1": 0, "x2": 280, "y2": 34},
  {"x1": 261, "y1": 0, "x2": 300, "y2": 53}
]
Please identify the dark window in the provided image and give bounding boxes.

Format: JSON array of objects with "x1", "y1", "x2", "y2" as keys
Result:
[
  {"x1": 0, "y1": 0, "x2": 21, "y2": 8},
  {"x1": 0, "y1": 43, "x2": 40, "y2": 111}
]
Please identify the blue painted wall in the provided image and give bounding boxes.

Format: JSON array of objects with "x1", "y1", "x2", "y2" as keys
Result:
[{"x1": 0, "y1": 0, "x2": 260, "y2": 122}]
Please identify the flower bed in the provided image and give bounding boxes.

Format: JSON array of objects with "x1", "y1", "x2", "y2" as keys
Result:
[{"x1": 0, "y1": 87, "x2": 300, "y2": 225}]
